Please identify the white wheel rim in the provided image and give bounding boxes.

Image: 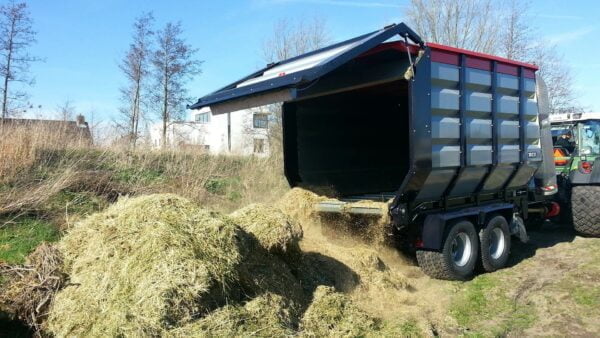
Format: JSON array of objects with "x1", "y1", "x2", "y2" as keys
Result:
[
  {"x1": 451, "y1": 232, "x2": 472, "y2": 267},
  {"x1": 489, "y1": 227, "x2": 506, "y2": 260}
]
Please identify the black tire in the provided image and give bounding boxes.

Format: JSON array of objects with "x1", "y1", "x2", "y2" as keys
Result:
[
  {"x1": 416, "y1": 219, "x2": 479, "y2": 281},
  {"x1": 571, "y1": 186, "x2": 600, "y2": 237},
  {"x1": 479, "y1": 215, "x2": 511, "y2": 272}
]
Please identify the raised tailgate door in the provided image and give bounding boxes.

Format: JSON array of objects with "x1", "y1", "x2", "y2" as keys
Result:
[{"x1": 189, "y1": 23, "x2": 423, "y2": 115}]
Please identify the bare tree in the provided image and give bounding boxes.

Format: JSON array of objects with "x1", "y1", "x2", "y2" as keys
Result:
[
  {"x1": 0, "y1": 1, "x2": 40, "y2": 120},
  {"x1": 498, "y1": 0, "x2": 579, "y2": 113},
  {"x1": 406, "y1": 0, "x2": 501, "y2": 53},
  {"x1": 405, "y1": 0, "x2": 580, "y2": 113},
  {"x1": 258, "y1": 17, "x2": 332, "y2": 156},
  {"x1": 56, "y1": 100, "x2": 76, "y2": 121},
  {"x1": 530, "y1": 45, "x2": 580, "y2": 113},
  {"x1": 262, "y1": 17, "x2": 331, "y2": 63},
  {"x1": 498, "y1": 0, "x2": 533, "y2": 61},
  {"x1": 151, "y1": 22, "x2": 202, "y2": 147},
  {"x1": 118, "y1": 12, "x2": 154, "y2": 148}
]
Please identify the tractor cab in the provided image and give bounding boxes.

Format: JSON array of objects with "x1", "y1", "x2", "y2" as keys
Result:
[
  {"x1": 549, "y1": 112, "x2": 600, "y2": 236},
  {"x1": 550, "y1": 112, "x2": 600, "y2": 173}
]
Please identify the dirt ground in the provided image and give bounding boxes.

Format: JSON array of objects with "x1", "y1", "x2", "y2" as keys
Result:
[{"x1": 300, "y1": 219, "x2": 600, "y2": 337}]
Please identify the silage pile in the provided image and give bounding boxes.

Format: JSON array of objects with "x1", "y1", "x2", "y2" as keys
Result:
[
  {"x1": 4, "y1": 188, "x2": 419, "y2": 336},
  {"x1": 48, "y1": 194, "x2": 250, "y2": 336}
]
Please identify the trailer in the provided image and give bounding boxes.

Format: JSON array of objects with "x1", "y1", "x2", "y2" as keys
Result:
[{"x1": 190, "y1": 23, "x2": 558, "y2": 280}]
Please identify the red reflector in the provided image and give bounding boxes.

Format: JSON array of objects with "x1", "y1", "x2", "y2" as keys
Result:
[
  {"x1": 545, "y1": 202, "x2": 561, "y2": 218},
  {"x1": 415, "y1": 239, "x2": 424, "y2": 248}
]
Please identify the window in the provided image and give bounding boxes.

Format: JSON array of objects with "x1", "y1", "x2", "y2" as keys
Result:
[
  {"x1": 195, "y1": 112, "x2": 210, "y2": 123},
  {"x1": 253, "y1": 113, "x2": 268, "y2": 129},
  {"x1": 253, "y1": 138, "x2": 265, "y2": 154}
]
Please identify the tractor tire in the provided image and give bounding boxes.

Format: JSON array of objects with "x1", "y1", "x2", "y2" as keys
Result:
[
  {"x1": 478, "y1": 215, "x2": 511, "y2": 272},
  {"x1": 571, "y1": 186, "x2": 600, "y2": 237},
  {"x1": 416, "y1": 219, "x2": 479, "y2": 281}
]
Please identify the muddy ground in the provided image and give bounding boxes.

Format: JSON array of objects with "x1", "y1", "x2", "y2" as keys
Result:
[{"x1": 301, "y1": 220, "x2": 600, "y2": 337}]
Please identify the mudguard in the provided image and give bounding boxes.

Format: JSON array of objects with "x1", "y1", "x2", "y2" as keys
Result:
[{"x1": 421, "y1": 203, "x2": 514, "y2": 250}]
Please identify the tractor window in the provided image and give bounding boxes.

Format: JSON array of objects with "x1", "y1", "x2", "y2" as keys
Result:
[
  {"x1": 578, "y1": 121, "x2": 600, "y2": 155},
  {"x1": 551, "y1": 125, "x2": 573, "y2": 142},
  {"x1": 552, "y1": 124, "x2": 576, "y2": 153}
]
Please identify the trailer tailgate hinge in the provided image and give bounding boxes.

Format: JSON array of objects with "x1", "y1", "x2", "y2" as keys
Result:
[{"x1": 403, "y1": 34, "x2": 417, "y2": 81}]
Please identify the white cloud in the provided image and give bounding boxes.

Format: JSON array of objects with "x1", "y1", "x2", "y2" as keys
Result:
[
  {"x1": 546, "y1": 25, "x2": 596, "y2": 44},
  {"x1": 537, "y1": 14, "x2": 584, "y2": 20}
]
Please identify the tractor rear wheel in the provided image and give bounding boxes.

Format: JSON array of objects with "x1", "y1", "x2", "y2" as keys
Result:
[{"x1": 571, "y1": 185, "x2": 600, "y2": 237}]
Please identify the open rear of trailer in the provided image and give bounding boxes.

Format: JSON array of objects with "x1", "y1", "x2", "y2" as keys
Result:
[{"x1": 191, "y1": 23, "x2": 558, "y2": 280}]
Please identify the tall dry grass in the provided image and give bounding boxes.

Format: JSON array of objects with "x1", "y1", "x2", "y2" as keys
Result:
[{"x1": 0, "y1": 121, "x2": 289, "y2": 227}]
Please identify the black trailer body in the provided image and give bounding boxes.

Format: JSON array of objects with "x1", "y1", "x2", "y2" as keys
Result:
[{"x1": 190, "y1": 23, "x2": 556, "y2": 280}]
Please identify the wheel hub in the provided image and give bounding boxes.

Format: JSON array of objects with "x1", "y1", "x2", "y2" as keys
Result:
[
  {"x1": 451, "y1": 232, "x2": 472, "y2": 267},
  {"x1": 489, "y1": 227, "x2": 506, "y2": 260}
]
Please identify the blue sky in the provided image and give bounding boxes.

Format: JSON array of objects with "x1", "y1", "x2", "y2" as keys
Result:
[{"x1": 14, "y1": 0, "x2": 600, "y2": 122}]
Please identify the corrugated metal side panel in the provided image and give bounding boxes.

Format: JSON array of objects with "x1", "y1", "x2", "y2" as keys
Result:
[
  {"x1": 447, "y1": 59, "x2": 493, "y2": 197},
  {"x1": 416, "y1": 62, "x2": 460, "y2": 200},
  {"x1": 418, "y1": 59, "x2": 541, "y2": 200},
  {"x1": 399, "y1": 47, "x2": 542, "y2": 205}
]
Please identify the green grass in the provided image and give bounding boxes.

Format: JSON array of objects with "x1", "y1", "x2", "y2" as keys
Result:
[
  {"x1": 114, "y1": 167, "x2": 165, "y2": 185},
  {"x1": 373, "y1": 318, "x2": 423, "y2": 337},
  {"x1": 204, "y1": 176, "x2": 243, "y2": 201},
  {"x1": 44, "y1": 190, "x2": 108, "y2": 217},
  {"x1": 0, "y1": 218, "x2": 59, "y2": 264},
  {"x1": 450, "y1": 275, "x2": 536, "y2": 337},
  {"x1": 573, "y1": 285, "x2": 600, "y2": 307},
  {"x1": 450, "y1": 275, "x2": 500, "y2": 326}
]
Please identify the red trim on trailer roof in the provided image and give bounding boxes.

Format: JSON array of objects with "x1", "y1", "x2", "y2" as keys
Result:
[
  {"x1": 465, "y1": 56, "x2": 491, "y2": 71},
  {"x1": 427, "y1": 42, "x2": 538, "y2": 70},
  {"x1": 357, "y1": 41, "x2": 537, "y2": 78},
  {"x1": 496, "y1": 63, "x2": 518, "y2": 76},
  {"x1": 523, "y1": 69, "x2": 536, "y2": 79},
  {"x1": 431, "y1": 49, "x2": 459, "y2": 65}
]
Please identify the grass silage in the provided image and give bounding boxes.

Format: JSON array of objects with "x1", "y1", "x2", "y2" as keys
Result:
[
  {"x1": 3, "y1": 189, "x2": 421, "y2": 336},
  {"x1": 48, "y1": 194, "x2": 247, "y2": 336},
  {"x1": 230, "y1": 203, "x2": 303, "y2": 256}
]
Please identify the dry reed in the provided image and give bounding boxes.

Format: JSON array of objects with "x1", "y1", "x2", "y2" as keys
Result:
[{"x1": 0, "y1": 243, "x2": 67, "y2": 334}]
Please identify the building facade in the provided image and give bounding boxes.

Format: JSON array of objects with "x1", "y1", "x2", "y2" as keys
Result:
[{"x1": 149, "y1": 107, "x2": 271, "y2": 156}]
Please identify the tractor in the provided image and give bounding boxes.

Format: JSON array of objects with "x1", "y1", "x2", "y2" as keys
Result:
[{"x1": 551, "y1": 112, "x2": 600, "y2": 236}]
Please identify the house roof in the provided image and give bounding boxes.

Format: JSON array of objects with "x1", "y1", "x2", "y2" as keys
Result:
[{"x1": 1, "y1": 117, "x2": 92, "y2": 142}]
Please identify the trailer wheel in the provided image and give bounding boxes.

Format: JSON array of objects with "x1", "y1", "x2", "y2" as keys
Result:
[
  {"x1": 416, "y1": 219, "x2": 479, "y2": 280},
  {"x1": 572, "y1": 186, "x2": 600, "y2": 237},
  {"x1": 478, "y1": 215, "x2": 511, "y2": 272}
]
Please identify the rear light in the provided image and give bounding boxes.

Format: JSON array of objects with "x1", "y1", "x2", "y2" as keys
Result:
[
  {"x1": 540, "y1": 184, "x2": 557, "y2": 192},
  {"x1": 554, "y1": 148, "x2": 568, "y2": 166},
  {"x1": 415, "y1": 239, "x2": 424, "y2": 248},
  {"x1": 545, "y1": 202, "x2": 561, "y2": 218},
  {"x1": 580, "y1": 161, "x2": 594, "y2": 174}
]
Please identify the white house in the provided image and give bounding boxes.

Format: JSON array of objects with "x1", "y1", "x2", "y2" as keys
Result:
[{"x1": 149, "y1": 107, "x2": 271, "y2": 156}]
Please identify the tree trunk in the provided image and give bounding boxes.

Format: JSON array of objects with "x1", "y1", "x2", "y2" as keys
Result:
[
  {"x1": 161, "y1": 64, "x2": 168, "y2": 148},
  {"x1": 1, "y1": 19, "x2": 15, "y2": 120},
  {"x1": 132, "y1": 82, "x2": 140, "y2": 148},
  {"x1": 132, "y1": 62, "x2": 143, "y2": 149}
]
